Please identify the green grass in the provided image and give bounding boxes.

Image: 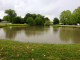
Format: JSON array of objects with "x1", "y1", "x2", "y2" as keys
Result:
[
  {"x1": 0, "y1": 24, "x2": 28, "y2": 28},
  {"x1": 0, "y1": 39, "x2": 80, "y2": 60},
  {"x1": 6, "y1": 24, "x2": 28, "y2": 26},
  {"x1": 0, "y1": 24, "x2": 6, "y2": 27}
]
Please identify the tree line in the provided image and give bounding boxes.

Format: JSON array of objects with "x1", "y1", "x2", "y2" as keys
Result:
[
  {"x1": 1, "y1": 6, "x2": 80, "y2": 25},
  {"x1": 2, "y1": 9, "x2": 50, "y2": 26},
  {"x1": 60, "y1": 6, "x2": 80, "y2": 25},
  {"x1": 53, "y1": 6, "x2": 80, "y2": 25}
]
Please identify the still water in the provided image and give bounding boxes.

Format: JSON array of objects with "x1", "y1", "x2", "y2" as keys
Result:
[{"x1": 0, "y1": 26, "x2": 80, "y2": 44}]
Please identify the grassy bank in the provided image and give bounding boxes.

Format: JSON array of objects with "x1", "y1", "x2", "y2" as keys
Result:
[
  {"x1": 53, "y1": 25, "x2": 80, "y2": 28},
  {"x1": 0, "y1": 39, "x2": 80, "y2": 60},
  {"x1": 0, "y1": 24, "x2": 28, "y2": 27},
  {"x1": 0, "y1": 24, "x2": 6, "y2": 27}
]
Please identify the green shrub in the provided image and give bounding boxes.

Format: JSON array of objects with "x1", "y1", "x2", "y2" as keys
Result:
[{"x1": 44, "y1": 21, "x2": 50, "y2": 26}]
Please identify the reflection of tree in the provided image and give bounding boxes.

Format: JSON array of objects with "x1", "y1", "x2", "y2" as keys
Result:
[
  {"x1": 3, "y1": 26, "x2": 26, "y2": 39},
  {"x1": 3, "y1": 26, "x2": 50, "y2": 39},
  {"x1": 70, "y1": 29, "x2": 80, "y2": 43},
  {"x1": 59, "y1": 28, "x2": 80, "y2": 43},
  {"x1": 25, "y1": 26, "x2": 50, "y2": 36},
  {"x1": 59, "y1": 28, "x2": 71, "y2": 42},
  {"x1": 53, "y1": 27, "x2": 59, "y2": 34}
]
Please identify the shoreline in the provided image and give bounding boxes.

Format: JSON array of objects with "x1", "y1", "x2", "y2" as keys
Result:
[
  {"x1": 0, "y1": 24, "x2": 28, "y2": 28},
  {"x1": 52, "y1": 25, "x2": 80, "y2": 28}
]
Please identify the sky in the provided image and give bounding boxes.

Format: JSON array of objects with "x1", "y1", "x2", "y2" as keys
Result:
[{"x1": 0, "y1": 0, "x2": 80, "y2": 21}]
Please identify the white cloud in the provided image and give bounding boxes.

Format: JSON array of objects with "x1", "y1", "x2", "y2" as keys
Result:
[{"x1": 0, "y1": 0, "x2": 80, "y2": 21}]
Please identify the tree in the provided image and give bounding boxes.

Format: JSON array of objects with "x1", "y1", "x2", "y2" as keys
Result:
[
  {"x1": 24, "y1": 13, "x2": 32, "y2": 23},
  {"x1": 5, "y1": 9, "x2": 17, "y2": 22},
  {"x1": 71, "y1": 6, "x2": 80, "y2": 24},
  {"x1": 69, "y1": 14, "x2": 76, "y2": 25},
  {"x1": 35, "y1": 17, "x2": 44, "y2": 26},
  {"x1": 53, "y1": 17, "x2": 59, "y2": 24},
  {"x1": 31, "y1": 14, "x2": 37, "y2": 20},
  {"x1": 60, "y1": 10, "x2": 71, "y2": 25},
  {"x1": 12, "y1": 17, "x2": 21, "y2": 24},
  {"x1": 26, "y1": 17, "x2": 34, "y2": 26},
  {"x1": 21, "y1": 18, "x2": 24, "y2": 24},
  {"x1": 44, "y1": 17, "x2": 50, "y2": 21},
  {"x1": 3, "y1": 15, "x2": 9, "y2": 21},
  {"x1": 65, "y1": 10, "x2": 71, "y2": 24},
  {"x1": 36, "y1": 14, "x2": 50, "y2": 23},
  {"x1": 44, "y1": 17, "x2": 50, "y2": 26}
]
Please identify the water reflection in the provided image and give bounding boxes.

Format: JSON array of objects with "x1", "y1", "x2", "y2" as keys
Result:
[
  {"x1": 1, "y1": 26, "x2": 80, "y2": 44},
  {"x1": 3, "y1": 27, "x2": 22, "y2": 39},
  {"x1": 53, "y1": 27, "x2": 59, "y2": 34},
  {"x1": 3, "y1": 26, "x2": 50, "y2": 39},
  {"x1": 25, "y1": 26, "x2": 50, "y2": 36},
  {"x1": 59, "y1": 28, "x2": 80, "y2": 43}
]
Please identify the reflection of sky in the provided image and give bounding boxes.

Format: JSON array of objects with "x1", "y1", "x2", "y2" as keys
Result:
[
  {"x1": 9, "y1": 26, "x2": 12, "y2": 29},
  {"x1": 0, "y1": 28, "x2": 5, "y2": 39}
]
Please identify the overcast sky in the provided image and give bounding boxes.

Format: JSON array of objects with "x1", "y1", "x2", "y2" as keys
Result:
[{"x1": 0, "y1": 0, "x2": 80, "y2": 21}]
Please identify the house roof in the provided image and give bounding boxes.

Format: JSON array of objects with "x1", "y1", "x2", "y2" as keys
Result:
[{"x1": 1, "y1": 21, "x2": 9, "y2": 23}]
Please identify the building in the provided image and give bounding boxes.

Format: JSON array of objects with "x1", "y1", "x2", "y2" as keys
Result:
[
  {"x1": 59, "y1": 23, "x2": 63, "y2": 25},
  {"x1": 0, "y1": 21, "x2": 10, "y2": 24}
]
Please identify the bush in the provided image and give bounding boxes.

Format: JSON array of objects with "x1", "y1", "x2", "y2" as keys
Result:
[
  {"x1": 44, "y1": 21, "x2": 50, "y2": 26},
  {"x1": 35, "y1": 17, "x2": 44, "y2": 26},
  {"x1": 26, "y1": 17, "x2": 34, "y2": 26},
  {"x1": 53, "y1": 17, "x2": 59, "y2": 25},
  {"x1": 12, "y1": 17, "x2": 21, "y2": 24}
]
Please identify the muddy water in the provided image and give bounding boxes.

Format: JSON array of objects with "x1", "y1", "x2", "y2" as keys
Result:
[{"x1": 0, "y1": 26, "x2": 80, "y2": 44}]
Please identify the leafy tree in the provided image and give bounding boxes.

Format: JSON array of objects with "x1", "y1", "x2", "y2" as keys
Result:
[
  {"x1": 24, "y1": 13, "x2": 32, "y2": 23},
  {"x1": 21, "y1": 18, "x2": 24, "y2": 24},
  {"x1": 69, "y1": 14, "x2": 76, "y2": 25},
  {"x1": 12, "y1": 17, "x2": 21, "y2": 24},
  {"x1": 65, "y1": 10, "x2": 71, "y2": 24},
  {"x1": 59, "y1": 11, "x2": 66, "y2": 24},
  {"x1": 53, "y1": 17, "x2": 59, "y2": 24},
  {"x1": 24, "y1": 13, "x2": 50, "y2": 24},
  {"x1": 44, "y1": 17, "x2": 50, "y2": 21},
  {"x1": 36, "y1": 14, "x2": 50, "y2": 23},
  {"x1": 5, "y1": 9, "x2": 17, "y2": 22},
  {"x1": 71, "y1": 6, "x2": 80, "y2": 24},
  {"x1": 31, "y1": 14, "x2": 37, "y2": 20},
  {"x1": 35, "y1": 17, "x2": 44, "y2": 26},
  {"x1": 37, "y1": 14, "x2": 43, "y2": 18},
  {"x1": 60, "y1": 10, "x2": 71, "y2": 25},
  {"x1": 26, "y1": 17, "x2": 34, "y2": 26},
  {"x1": 3, "y1": 15, "x2": 9, "y2": 21}
]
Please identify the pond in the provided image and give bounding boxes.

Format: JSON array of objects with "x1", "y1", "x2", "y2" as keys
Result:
[{"x1": 0, "y1": 26, "x2": 80, "y2": 44}]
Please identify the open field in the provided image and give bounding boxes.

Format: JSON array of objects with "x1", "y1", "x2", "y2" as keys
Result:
[{"x1": 0, "y1": 39, "x2": 80, "y2": 60}]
